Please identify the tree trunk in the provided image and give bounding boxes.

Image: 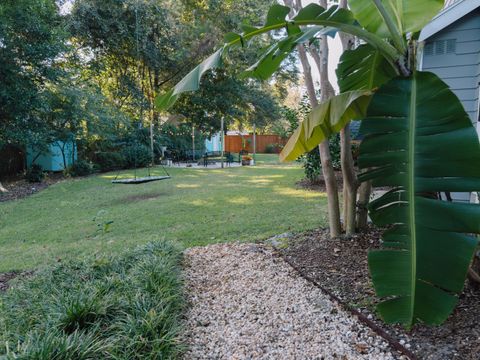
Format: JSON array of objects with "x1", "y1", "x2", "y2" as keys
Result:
[
  {"x1": 336, "y1": 0, "x2": 359, "y2": 236},
  {"x1": 0, "y1": 182, "x2": 7, "y2": 193},
  {"x1": 356, "y1": 180, "x2": 371, "y2": 230},
  {"x1": 286, "y1": 0, "x2": 342, "y2": 238}
]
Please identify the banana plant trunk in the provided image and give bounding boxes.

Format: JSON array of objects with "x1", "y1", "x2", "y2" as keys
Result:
[
  {"x1": 337, "y1": 0, "x2": 358, "y2": 235},
  {"x1": 356, "y1": 179, "x2": 371, "y2": 230}
]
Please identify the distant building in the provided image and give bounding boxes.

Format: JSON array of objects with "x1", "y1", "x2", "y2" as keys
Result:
[
  {"x1": 27, "y1": 140, "x2": 77, "y2": 172},
  {"x1": 419, "y1": 0, "x2": 480, "y2": 202}
]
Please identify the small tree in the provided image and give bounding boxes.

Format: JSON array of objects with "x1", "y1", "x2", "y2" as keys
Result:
[{"x1": 156, "y1": 0, "x2": 480, "y2": 328}]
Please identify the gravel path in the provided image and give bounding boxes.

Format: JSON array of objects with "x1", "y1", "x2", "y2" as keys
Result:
[{"x1": 182, "y1": 243, "x2": 400, "y2": 359}]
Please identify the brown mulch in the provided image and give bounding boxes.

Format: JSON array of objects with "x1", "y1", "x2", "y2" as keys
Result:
[
  {"x1": 296, "y1": 170, "x2": 344, "y2": 192},
  {"x1": 0, "y1": 174, "x2": 64, "y2": 202},
  {"x1": 280, "y1": 227, "x2": 480, "y2": 360}
]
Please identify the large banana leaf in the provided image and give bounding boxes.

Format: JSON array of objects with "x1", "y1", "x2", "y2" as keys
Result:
[
  {"x1": 155, "y1": 48, "x2": 225, "y2": 110},
  {"x1": 358, "y1": 71, "x2": 480, "y2": 327},
  {"x1": 336, "y1": 44, "x2": 398, "y2": 93},
  {"x1": 155, "y1": 4, "x2": 399, "y2": 111},
  {"x1": 349, "y1": 0, "x2": 443, "y2": 38},
  {"x1": 280, "y1": 90, "x2": 371, "y2": 162}
]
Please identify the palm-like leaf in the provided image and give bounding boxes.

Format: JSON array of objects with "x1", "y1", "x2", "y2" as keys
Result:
[
  {"x1": 155, "y1": 4, "x2": 399, "y2": 111},
  {"x1": 280, "y1": 90, "x2": 371, "y2": 162},
  {"x1": 349, "y1": 0, "x2": 444, "y2": 38},
  {"x1": 336, "y1": 44, "x2": 398, "y2": 93},
  {"x1": 358, "y1": 71, "x2": 480, "y2": 327}
]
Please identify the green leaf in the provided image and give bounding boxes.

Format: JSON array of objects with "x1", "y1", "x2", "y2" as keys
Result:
[
  {"x1": 349, "y1": 0, "x2": 444, "y2": 37},
  {"x1": 358, "y1": 71, "x2": 480, "y2": 327},
  {"x1": 242, "y1": 26, "x2": 334, "y2": 81},
  {"x1": 336, "y1": 44, "x2": 397, "y2": 93},
  {"x1": 280, "y1": 90, "x2": 372, "y2": 162},
  {"x1": 265, "y1": 4, "x2": 290, "y2": 27},
  {"x1": 293, "y1": 3, "x2": 326, "y2": 21},
  {"x1": 155, "y1": 48, "x2": 225, "y2": 111}
]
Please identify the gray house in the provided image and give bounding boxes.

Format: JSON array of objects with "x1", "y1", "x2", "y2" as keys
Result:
[{"x1": 419, "y1": 0, "x2": 480, "y2": 202}]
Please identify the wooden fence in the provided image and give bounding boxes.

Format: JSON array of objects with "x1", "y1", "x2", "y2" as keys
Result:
[{"x1": 224, "y1": 135, "x2": 286, "y2": 153}]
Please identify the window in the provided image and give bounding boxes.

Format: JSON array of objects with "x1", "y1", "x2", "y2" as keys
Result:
[{"x1": 424, "y1": 39, "x2": 456, "y2": 56}]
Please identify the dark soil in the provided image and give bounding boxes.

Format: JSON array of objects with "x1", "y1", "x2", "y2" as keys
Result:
[
  {"x1": 122, "y1": 192, "x2": 168, "y2": 203},
  {"x1": 296, "y1": 170, "x2": 344, "y2": 192},
  {"x1": 281, "y1": 227, "x2": 480, "y2": 360},
  {"x1": 0, "y1": 271, "x2": 33, "y2": 292},
  {"x1": 0, "y1": 174, "x2": 64, "y2": 202}
]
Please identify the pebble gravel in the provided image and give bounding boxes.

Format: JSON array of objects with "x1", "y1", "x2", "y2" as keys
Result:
[{"x1": 182, "y1": 243, "x2": 400, "y2": 359}]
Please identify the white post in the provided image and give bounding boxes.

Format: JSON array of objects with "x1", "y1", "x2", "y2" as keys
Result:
[
  {"x1": 150, "y1": 121, "x2": 154, "y2": 165},
  {"x1": 253, "y1": 123, "x2": 256, "y2": 165},
  {"x1": 192, "y1": 125, "x2": 195, "y2": 162},
  {"x1": 221, "y1": 117, "x2": 225, "y2": 169}
]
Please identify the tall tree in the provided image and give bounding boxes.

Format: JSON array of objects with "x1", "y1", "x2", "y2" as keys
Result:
[
  {"x1": 0, "y1": 0, "x2": 67, "y2": 148},
  {"x1": 286, "y1": 0, "x2": 342, "y2": 237}
]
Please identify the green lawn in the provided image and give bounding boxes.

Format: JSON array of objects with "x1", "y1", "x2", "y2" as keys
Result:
[{"x1": 0, "y1": 155, "x2": 327, "y2": 272}]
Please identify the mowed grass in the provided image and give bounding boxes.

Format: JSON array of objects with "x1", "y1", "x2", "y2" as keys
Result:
[{"x1": 0, "y1": 155, "x2": 327, "y2": 272}]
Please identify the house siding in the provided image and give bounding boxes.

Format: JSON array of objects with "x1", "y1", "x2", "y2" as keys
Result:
[
  {"x1": 422, "y1": 8, "x2": 480, "y2": 124},
  {"x1": 421, "y1": 8, "x2": 480, "y2": 203}
]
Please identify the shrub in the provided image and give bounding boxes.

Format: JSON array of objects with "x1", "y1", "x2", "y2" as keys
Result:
[
  {"x1": 122, "y1": 144, "x2": 151, "y2": 168},
  {"x1": 300, "y1": 134, "x2": 342, "y2": 182},
  {"x1": 0, "y1": 241, "x2": 184, "y2": 359},
  {"x1": 69, "y1": 160, "x2": 94, "y2": 177},
  {"x1": 95, "y1": 152, "x2": 126, "y2": 172},
  {"x1": 26, "y1": 164, "x2": 44, "y2": 183},
  {"x1": 265, "y1": 143, "x2": 282, "y2": 154}
]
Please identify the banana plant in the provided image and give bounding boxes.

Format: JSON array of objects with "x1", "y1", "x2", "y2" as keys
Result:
[{"x1": 156, "y1": 0, "x2": 480, "y2": 327}]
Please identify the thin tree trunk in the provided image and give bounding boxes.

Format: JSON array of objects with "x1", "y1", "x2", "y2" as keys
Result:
[
  {"x1": 287, "y1": 0, "x2": 342, "y2": 238},
  {"x1": 356, "y1": 180, "x2": 371, "y2": 230},
  {"x1": 0, "y1": 181, "x2": 7, "y2": 193},
  {"x1": 336, "y1": 0, "x2": 358, "y2": 235}
]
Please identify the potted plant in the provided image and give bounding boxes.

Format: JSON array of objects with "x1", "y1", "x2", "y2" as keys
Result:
[{"x1": 241, "y1": 155, "x2": 253, "y2": 166}]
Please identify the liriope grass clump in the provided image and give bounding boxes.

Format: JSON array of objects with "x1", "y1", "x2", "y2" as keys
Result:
[{"x1": 0, "y1": 241, "x2": 184, "y2": 359}]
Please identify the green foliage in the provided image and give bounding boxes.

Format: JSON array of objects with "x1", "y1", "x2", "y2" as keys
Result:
[
  {"x1": 280, "y1": 90, "x2": 371, "y2": 161},
  {"x1": 69, "y1": 160, "x2": 94, "y2": 177},
  {"x1": 336, "y1": 44, "x2": 398, "y2": 93},
  {"x1": 0, "y1": 241, "x2": 184, "y2": 359},
  {"x1": 301, "y1": 134, "x2": 341, "y2": 183},
  {"x1": 26, "y1": 164, "x2": 45, "y2": 183},
  {"x1": 349, "y1": 0, "x2": 444, "y2": 38},
  {"x1": 358, "y1": 72, "x2": 480, "y2": 327},
  {"x1": 155, "y1": 3, "x2": 399, "y2": 112},
  {"x1": 265, "y1": 143, "x2": 283, "y2": 154},
  {"x1": 94, "y1": 152, "x2": 127, "y2": 172},
  {"x1": 121, "y1": 144, "x2": 152, "y2": 169},
  {"x1": 0, "y1": 0, "x2": 67, "y2": 147},
  {"x1": 158, "y1": 124, "x2": 206, "y2": 160}
]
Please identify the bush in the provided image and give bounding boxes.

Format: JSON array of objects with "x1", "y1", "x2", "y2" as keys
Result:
[
  {"x1": 69, "y1": 160, "x2": 94, "y2": 177},
  {"x1": 300, "y1": 134, "x2": 342, "y2": 182},
  {"x1": 0, "y1": 241, "x2": 184, "y2": 359},
  {"x1": 26, "y1": 164, "x2": 44, "y2": 183},
  {"x1": 122, "y1": 144, "x2": 151, "y2": 168},
  {"x1": 265, "y1": 143, "x2": 283, "y2": 154},
  {"x1": 94, "y1": 152, "x2": 126, "y2": 172}
]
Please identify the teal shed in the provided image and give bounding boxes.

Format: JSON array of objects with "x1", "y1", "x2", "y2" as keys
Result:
[{"x1": 27, "y1": 141, "x2": 77, "y2": 172}]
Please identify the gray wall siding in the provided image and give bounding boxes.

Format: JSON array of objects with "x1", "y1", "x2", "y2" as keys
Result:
[
  {"x1": 421, "y1": 9, "x2": 480, "y2": 203},
  {"x1": 422, "y1": 9, "x2": 480, "y2": 125}
]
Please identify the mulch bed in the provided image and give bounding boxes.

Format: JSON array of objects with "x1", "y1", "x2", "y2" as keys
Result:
[
  {"x1": 280, "y1": 227, "x2": 480, "y2": 360},
  {"x1": 0, "y1": 174, "x2": 64, "y2": 202},
  {"x1": 295, "y1": 170, "x2": 344, "y2": 192}
]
